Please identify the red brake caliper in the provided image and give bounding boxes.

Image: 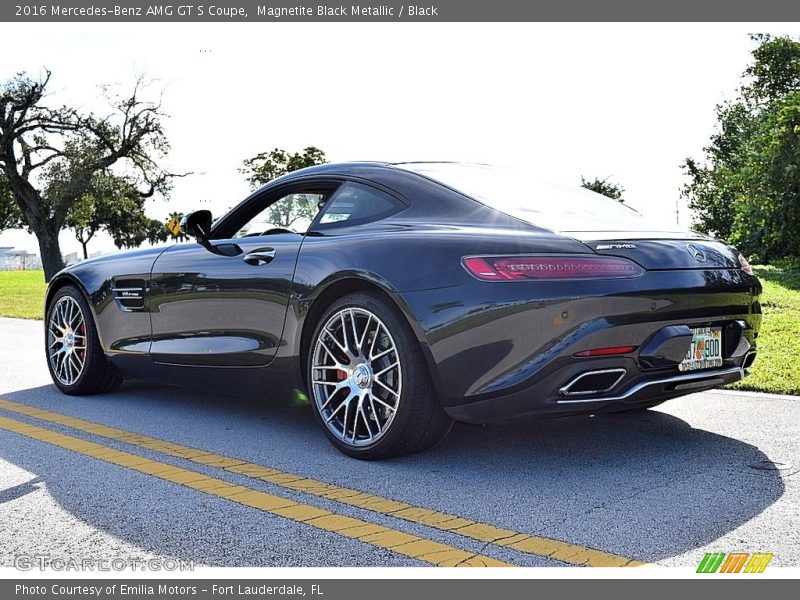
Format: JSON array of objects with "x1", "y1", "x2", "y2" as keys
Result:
[{"x1": 77, "y1": 324, "x2": 86, "y2": 361}]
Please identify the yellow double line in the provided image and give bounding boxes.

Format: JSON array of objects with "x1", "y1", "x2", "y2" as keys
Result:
[{"x1": 0, "y1": 398, "x2": 645, "y2": 568}]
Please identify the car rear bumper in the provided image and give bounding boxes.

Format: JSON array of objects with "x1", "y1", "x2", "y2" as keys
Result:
[
  {"x1": 395, "y1": 267, "x2": 761, "y2": 422},
  {"x1": 443, "y1": 364, "x2": 748, "y2": 423}
]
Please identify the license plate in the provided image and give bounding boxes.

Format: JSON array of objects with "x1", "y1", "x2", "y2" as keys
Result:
[{"x1": 679, "y1": 326, "x2": 723, "y2": 372}]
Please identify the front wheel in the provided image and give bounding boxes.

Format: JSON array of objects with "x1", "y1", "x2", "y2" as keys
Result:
[
  {"x1": 307, "y1": 292, "x2": 452, "y2": 459},
  {"x1": 45, "y1": 285, "x2": 122, "y2": 395}
]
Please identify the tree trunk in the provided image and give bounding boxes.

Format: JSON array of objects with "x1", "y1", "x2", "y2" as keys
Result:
[{"x1": 36, "y1": 225, "x2": 65, "y2": 282}]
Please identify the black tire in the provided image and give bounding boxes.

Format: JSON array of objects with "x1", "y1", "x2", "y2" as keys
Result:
[
  {"x1": 45, "y1": 285, "x2": 122, "y2": 395},
  {"x1": 306, "y1": 292, "x2": 453, "y2": 459}
]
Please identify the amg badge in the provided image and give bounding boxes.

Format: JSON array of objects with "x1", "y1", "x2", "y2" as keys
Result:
[{"x1": 595, "y1": 243, "x2": 637, "y2": 250}]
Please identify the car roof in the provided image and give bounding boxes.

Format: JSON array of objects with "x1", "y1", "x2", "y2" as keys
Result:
[
  {"x1": 273, "y1": 161, "x2": 495, "y2": 197},
  {"x1": 276, "y1": 161, "x2": 482, "y2": 180},
  {"x1": 245, "y1": 161, "x2": 500, "y2": 224}
]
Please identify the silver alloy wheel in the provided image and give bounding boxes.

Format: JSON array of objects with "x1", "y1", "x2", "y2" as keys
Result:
[
  {"x1": 47, "y1": 296, "x2": 87, "y2": 386},
  {"x1": 311, "y1": 307, "x2": 402, "y2": 447}
]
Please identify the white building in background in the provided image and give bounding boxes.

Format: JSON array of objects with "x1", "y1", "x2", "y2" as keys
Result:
[
  {"x1": 0, "y1": 246, "x2": 109, "y2": 271},
  {"x1": 0, "y1": 247, "x2": 43, "y2": 271}
]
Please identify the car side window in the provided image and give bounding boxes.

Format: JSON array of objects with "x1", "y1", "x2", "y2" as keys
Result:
[
  {"x1": 315, "y1": 182, "x2": 405, "y2": 229},
  {"x1": 232, "y1": 192, "x2": 327, "y2": 238}
]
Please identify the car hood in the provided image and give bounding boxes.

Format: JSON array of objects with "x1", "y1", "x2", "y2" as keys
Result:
[{"x1": 61, "y1": 244, "x2": 173, "y2": 274}]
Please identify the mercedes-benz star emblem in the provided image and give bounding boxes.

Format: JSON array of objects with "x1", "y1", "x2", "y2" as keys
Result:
[{"x1": 687, "y1": 244, "x2": 707, "y2": 262}]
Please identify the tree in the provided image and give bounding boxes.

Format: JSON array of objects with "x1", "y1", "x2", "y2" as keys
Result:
[
  {"x1": 240, "y1": 146, "x2": 327, "y2": 188},
  {"x1": 0, "y1": 71, "x2": 178, "y2": 280},
  {"x1": 682, "y1": 35, "x2": 800, "y2": 261},
  {"x1": 146, "y1": 218, "x2": 169, "y2": 245},
  {"x1": 580, "y1": 176, "x2": 625, "y2": 202},
  {"x1": 239, "y1": 146, "x2": 327, "y2": 229},
  {"x1": 0, "y1": 173, "x2": 22, "y2": 232},
  {"x1": 65, "y1": 170, "x2": 158, "y2": 259}
]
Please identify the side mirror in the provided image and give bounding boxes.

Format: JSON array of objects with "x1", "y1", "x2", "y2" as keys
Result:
[{"x1": 180, "y1": 210, "x2": 213, "y2": 242}]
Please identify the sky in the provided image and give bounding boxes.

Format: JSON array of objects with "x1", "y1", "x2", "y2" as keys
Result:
[{"x1": 0, "y1": 22, "x2": 793, "y2": 257}]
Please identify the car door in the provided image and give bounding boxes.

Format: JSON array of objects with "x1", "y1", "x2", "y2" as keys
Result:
[{"x1": 148, "y1": 184, "x2": 335, "y2": 367}]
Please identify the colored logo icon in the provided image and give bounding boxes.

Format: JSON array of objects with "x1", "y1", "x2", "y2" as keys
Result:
[{"x1": 697, "y1": 552, "x2": 773, "y2": 573}]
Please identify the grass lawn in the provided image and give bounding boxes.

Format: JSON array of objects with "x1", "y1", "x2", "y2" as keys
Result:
[
  {"x1": 0, "y1": 270, "x2": 45, "y2": 319},
  {"x1": 731, "y1": 263, "x2": 800, "y2": 396},
  {"x1": 0, "y1": 265, "x2": 797, "y2": 395}
]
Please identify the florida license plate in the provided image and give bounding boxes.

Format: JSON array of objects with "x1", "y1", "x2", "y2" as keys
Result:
[{"x1": 679, "y1": 326, "x2": 723, "y2": 372}]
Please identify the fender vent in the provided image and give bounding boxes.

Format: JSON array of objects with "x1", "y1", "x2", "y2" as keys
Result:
[{"x1": 112, "y1": 278, "x2": 146, "y2": 311}]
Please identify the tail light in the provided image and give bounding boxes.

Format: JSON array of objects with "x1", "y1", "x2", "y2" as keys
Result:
[
  {"x1": 574, "y1": 345, "x2": 638, "y2": 357},
  {"x1": 738, "y1": 253, "x2": 753, "y2": 275},
  {"x1": 462, "y1": 255, "x2": 644, "y2": 281}
]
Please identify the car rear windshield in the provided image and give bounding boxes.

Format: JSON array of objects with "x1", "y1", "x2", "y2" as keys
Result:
[{"x1": 396, "y1": 162, "x2": 666, "y2": 234}]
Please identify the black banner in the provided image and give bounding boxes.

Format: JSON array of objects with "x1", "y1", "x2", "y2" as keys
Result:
[{"x1": 3, "y1": 579, "x2": 797, "y2": 600}]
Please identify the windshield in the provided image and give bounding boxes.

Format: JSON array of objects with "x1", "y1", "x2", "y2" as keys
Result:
[{"x1": 396, "y1": 163, "x2": 680, "y2": 236}]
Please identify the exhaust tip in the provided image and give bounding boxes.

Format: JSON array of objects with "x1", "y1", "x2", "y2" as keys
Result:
[{"x1": 559, "y1": 368, "x2": 626, "y2": 396}]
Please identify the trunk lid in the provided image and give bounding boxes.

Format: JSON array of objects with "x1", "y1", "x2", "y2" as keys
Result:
[{"x1": 576, "y1": 237, "x2": 740, "y2": 270}]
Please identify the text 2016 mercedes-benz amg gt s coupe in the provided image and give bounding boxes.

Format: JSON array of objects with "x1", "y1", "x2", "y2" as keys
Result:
[{"x1": 44, "y1": 162, "x2": 761, "y2": 458}]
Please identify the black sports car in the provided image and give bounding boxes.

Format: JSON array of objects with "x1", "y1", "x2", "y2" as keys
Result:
[{"x1": 44, "y1": 162, "x2": 761, "y2": 459}]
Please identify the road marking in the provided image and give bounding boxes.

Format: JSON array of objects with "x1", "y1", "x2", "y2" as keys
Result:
[
  {"x1": 0, "y1": 414, "x2": 509, "y2": 568},
  {"x1": 0, "y1": 398, "x2": 646, "y2": 567}
]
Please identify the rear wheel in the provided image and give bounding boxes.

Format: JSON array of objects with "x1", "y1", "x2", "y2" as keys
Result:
[
  {"x1": 307, "y1": 292, "x2": 452, "y2": 459},
  {"x1": 45, "y1": 285, "x2": 122, "y2": 395}
]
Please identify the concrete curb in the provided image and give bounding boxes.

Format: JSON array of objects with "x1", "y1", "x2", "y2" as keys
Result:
[
  {"x1": 711, "y1": 388, "x2": 800, "y2": 401},
  {"x1": 0, "y1": 316, "x2": 42, "y2": 322}
]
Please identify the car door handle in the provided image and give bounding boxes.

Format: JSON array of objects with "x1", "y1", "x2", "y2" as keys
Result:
[{"x1": 243, "y1": 248, "x2": 276, "y2": 265}]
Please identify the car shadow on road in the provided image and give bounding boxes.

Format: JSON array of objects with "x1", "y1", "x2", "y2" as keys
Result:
[{"x1": 0, "y1": 381, "x2": 786, "y2": 566}]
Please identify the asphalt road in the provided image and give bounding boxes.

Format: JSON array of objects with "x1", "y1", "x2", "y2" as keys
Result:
[{"x1": 0, "y1": 316, "x2": 797, "y2": 569}]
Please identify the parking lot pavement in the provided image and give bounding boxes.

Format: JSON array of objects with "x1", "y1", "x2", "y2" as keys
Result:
[{"x1": 1, "y1": 316, "x2": 797, "y2": 568}]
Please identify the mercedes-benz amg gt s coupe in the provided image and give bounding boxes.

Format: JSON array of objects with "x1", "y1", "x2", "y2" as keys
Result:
[{"x1": 44, "y1": 162, "x2": 762, "y2": 458}]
